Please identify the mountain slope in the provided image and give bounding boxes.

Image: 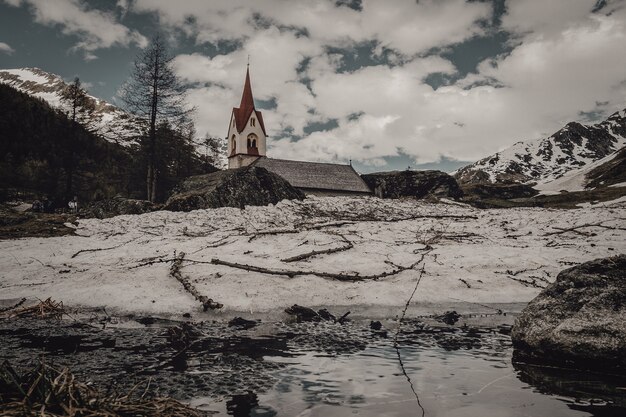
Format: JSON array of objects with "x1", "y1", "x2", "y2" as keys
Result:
[
  {"x1": 0, "y1": 68, "x2": 144, "y2": 146},
  {"x1": 533, "y1": 145, "x2": 626, "y2": 195},
  {"x1": 455, "y1": 109, "x2": 626, "y2": 185}
]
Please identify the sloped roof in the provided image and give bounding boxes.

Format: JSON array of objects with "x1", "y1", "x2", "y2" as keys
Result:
[
  {"x1": 252, "y1": 157, "x2": 372, "y2": 193},
  {"x1": 232, "y1": 68, "x2": 267, "y2": 135}
]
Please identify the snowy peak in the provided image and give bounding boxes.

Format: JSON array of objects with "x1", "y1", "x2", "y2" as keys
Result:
[
  {"x1": 455, "y1": 109, "x2": 626, "y2": 185},
  {"x1": 0, "y1": 67, "x2": 144, "y2": 146}
]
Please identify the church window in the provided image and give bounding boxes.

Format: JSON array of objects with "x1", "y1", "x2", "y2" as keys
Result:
[
  {"x1": 231, "y1": 135, "x2": 236, "y2": 152},
  {"x1": 251, "y1": 118, "x2": 255, "y2": 127},
  {"x1": 247, "y1": 133, "x2": 258, "y2": 149}
]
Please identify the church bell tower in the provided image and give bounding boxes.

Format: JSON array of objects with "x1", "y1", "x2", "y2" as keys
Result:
[{"x1": 227, "y1": 66, "x2": 267, "y2": 169}]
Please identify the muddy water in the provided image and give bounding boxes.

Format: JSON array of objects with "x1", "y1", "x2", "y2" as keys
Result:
[{"x1": 1, "y1": 317, "x2": 624, "y2": 417}]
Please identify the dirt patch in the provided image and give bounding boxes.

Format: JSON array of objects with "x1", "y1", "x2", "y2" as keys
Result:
[{"x1": 0, "y1": 207, "x2": 76, "y2": 239}]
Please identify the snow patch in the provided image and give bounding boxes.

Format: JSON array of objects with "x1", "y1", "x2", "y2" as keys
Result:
[{"x1": 0, "y1": 197, "x2": 624, "y2": 317}]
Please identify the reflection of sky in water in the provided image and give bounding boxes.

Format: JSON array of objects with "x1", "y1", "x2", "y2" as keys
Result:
[{"x1": 249, "y1": 340, "x2": 621, "y2": 417}]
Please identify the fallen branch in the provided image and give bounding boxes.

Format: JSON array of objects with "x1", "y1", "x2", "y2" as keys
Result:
[
  {"x1": 545, "y1": 222, "x2": 626, "y2": 236},
  {"x1": 130, "y1": 256, "x2": 173, "y2": 269},
  {"x1": 247, "y1": 229, "x2": 299, "y2": 242},
  {"x1": 503, "y1": 275, "x2": 546, "y2": 289},
  {"x1": 302, "y1": 221, "x2": 355, "y2": 230},
  {"x1": 0, "y1": 298, "x2": 26, "y2": 313},
  {"x1": 71, "y1": 237, "x2": 139, "y2": 258},
  {"x1": 393, "y1": 260, "x2": 427, "y2": 417},
  {"x1": 0, "y1": 298, "x2": 63, "y2": 319},
  {"x1": 210, "y1": 252, "x2": 427, "y2": 282},
  {"x1": 170, "y1": 252, "x2": 222, "y2": 311},
  {"x1": 281, "y1": 233, "x2": 353, "y2": 263},
  {"x1": 459, "y1": 278, "x2": 471, "y2": 288}
]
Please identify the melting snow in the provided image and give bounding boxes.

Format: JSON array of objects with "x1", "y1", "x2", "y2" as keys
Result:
[{"x1": 1, "y1": 197, "x2": 624, "y2": 317}]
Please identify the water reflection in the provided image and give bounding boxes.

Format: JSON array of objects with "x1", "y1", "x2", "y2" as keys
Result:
[
  {"x1": 1, "y1": 318, "x2": 624, "y2": 416},
  {"x1": 514, "y1": 359, "x2": 626, "y2": 416}
]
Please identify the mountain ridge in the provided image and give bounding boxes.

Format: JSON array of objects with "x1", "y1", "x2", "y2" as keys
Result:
[
  {"x1": 0, "y1": 67, "x2": 144, "y2": 146},
  {"x1": 455, "y1": 109, "x2": 626, "y2": 186}
]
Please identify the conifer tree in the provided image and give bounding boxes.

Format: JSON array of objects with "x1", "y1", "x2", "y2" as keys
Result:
[
  {"x1": 121, "y1": 34, "x2": 193, "y2": 202},
  {"x1": 59, "y1": 77, "x2": 95, "y2": 199}
]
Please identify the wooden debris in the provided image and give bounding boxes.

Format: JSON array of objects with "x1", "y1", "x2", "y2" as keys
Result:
[
  {"x1": 170, "y1": 252, "x2": 223, "y2": 311},
  {"x1": 0, "y1": 298, "x2": 26, "y2": 314},
  {"x1": 0, "y1": 298, "x2": 64, "y2": 319},
  {"x1": 281, "y1": 233, "x2": 354, "y2": 263},
  {"x1": 0, "y1": 360, "x2": 206, "y2": 416},
  {"x1": 210, "y1": 256, "x2": 425, "y2": 282}
]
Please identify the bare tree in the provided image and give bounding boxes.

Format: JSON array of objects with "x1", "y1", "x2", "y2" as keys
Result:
[
  {"x1": 59, "y1": 77, "x2": 96, "y2": 199},
  {"x1": 120, "y1": 34, "x2": 193, "y2": 202},
  {"x1": 202, "y1": 133, "x2": 224, "y2": 168}
]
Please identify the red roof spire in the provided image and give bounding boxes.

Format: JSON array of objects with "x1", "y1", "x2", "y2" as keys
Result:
[
  {"x1": 231, "y1": 66, "x2": 267, "y2": 136},
  {"x1": 239, "y1": 66, "x2": 255, "y2": 110}
]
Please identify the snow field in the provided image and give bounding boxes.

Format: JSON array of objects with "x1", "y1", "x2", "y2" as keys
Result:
[{"x1": 0, "y1": 196, "x2": 624, "y2": 317}]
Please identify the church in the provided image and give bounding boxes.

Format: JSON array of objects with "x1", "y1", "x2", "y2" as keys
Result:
[{"x1": 226, "y1": 67, "x2": 372, "y2": 197}]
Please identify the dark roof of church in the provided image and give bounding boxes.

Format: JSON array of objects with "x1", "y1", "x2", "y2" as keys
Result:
[
  {"x1": 232, "y1": 67, "x2": 267, "y2": 135},
  {"x1": 252, "y1": 157, "x2": 372, "y2": 194}
]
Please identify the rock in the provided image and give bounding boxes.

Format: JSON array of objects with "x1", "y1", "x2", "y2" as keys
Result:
[
  {"x1": 82, "y1": 196, "x2": 158, "y2": 219},
  {"x1": 361, "y1": 170, "x2": 463, "y2": 200},
  {"x1": 435, "y1": 311, "x2": 461, "y2": 325},
  {"x1": 164, "y1": 166, "x2": 305, "y2": 212},
  {"x1": 512, "y1": 255, "x2": 626, "y2": 374},
  {"x1": 317, "y1": 309, "x2": 336, "y2": 322},
  {"x1": 285, "y1": 305, "x2": 321, "y2": 322},
  {"x1": 284, "y1": 305, "x2": 349, "y2": 323},
  {"x1": 369, "y1": 320, "x2": 382, "y2": 331},
  {"x1": 228, "y1": 317, "x2": 258, "y2": 330}
]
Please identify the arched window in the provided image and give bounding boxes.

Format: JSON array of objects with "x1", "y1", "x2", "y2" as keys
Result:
[
  {"x1": 231, "y1": 135, "x2": 236, "y2": 153},
  {"x1": 247, "y1": 133, "x2": 258, "y2": 154},
  {"x1": 250, "y1": 118, "x2": 255, "y2": 127}
]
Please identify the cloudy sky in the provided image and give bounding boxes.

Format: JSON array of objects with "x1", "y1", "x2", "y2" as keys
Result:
[{"x1": 0, "y1": 0, "x2": 625, "y2": 172}]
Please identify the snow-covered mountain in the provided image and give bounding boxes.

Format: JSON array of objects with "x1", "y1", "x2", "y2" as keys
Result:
[
  {"x1": 455, "y1": 109, "x2": 626, "y2": 185},
  {"x1": 0, "y1": 68, "x2": 144, "y2": 146}
]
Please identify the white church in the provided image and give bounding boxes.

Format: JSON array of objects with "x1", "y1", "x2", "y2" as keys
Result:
[{"x1": 226, "y1": 67, "x2": 372, "y2": 196}]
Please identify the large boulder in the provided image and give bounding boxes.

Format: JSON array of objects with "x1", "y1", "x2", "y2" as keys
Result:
[
  {"x1": 361, "y1": 170, "x2": 463, "y2": 199},
  {"x1": 164, "y1": 166, "x2": 305, "y2": 211},
  {"x1": 511, "y1": 255, "x2": 626, "y2": 374}
]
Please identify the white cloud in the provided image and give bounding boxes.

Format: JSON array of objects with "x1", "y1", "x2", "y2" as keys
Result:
[
  {"x1": 4, "y1": 0, "x2": 147, "y2": 58},
  {"x1": 0, "y1": 41, "x2": 15, "y2": 54},
  {"x1": 133, "y1": 0, "x2": 626, "y2": 167}
]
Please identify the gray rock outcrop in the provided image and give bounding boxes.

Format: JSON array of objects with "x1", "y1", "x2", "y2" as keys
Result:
[
  {"x1": 512, "y1": 255, "x2": 626, "y2": 374},
  {"x1": 361, "y1": 170, "x2": 463, "y2": 199},
  {"x1": 82, "y1": 196, "x2": 158, "y2": 219},
  {"x1": 164, "y1": 166, "x2": 305, "y2": 211}
]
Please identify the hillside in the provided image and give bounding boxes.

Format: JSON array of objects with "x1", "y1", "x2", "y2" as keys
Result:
[
  {"x1": 0, "y1": 67, "x2": 144, "y2": 146},
  {"x1": 455, "y1": 109, "x2": 626, "y2": 185},
  {"x1": 0, "y1": 83, "x2": 209, "y2": 204},
  {"x1": 0, "y1": 83, "x2": 137, "y2": 203}
]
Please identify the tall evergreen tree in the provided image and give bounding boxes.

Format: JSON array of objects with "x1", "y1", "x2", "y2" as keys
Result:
[
  {"x1": 121, "y1": 34, "x2": 193, "y2": 202},
  {"x1": 59, "y1": 77, "x2": 95, "y2": 199}
]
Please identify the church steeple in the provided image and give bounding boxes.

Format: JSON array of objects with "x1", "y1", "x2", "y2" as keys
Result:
[
  {"x1": 239, "y1": 66, "x2": 254, "y2": 111},
  {"x1": 227, "y1": 66, "x2": 267, "y2": 169}
]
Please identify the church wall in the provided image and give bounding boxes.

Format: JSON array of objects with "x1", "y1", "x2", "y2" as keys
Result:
[
  {"x1": 229, "y1": 154, "x2": 261, "y2": 169},
  {"x1": 238, "y1": 116, "x2": 266, "y2": 156},
  {"x1": 227, "y1": 112, "x2": 267, "y2": 170}
]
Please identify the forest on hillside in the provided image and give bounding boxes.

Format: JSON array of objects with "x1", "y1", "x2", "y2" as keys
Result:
[{"x1": 0, "y1": 84, "x2": 215, "y2": 206}]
